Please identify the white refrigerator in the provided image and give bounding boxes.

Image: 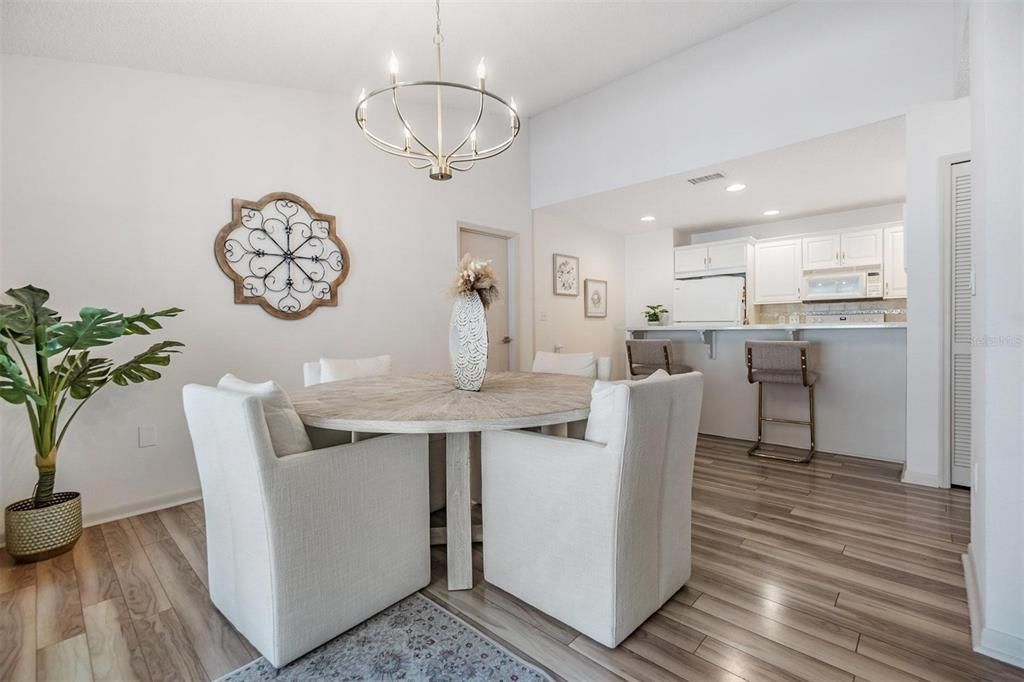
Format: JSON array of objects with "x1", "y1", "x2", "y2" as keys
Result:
[{"x1": 672, "y1": 276, "x2": 746, "y2": 325}]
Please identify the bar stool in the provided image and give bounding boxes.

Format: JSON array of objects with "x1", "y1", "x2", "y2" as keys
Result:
[
  {"x1": 626, "y1": 339, "x2": 693, "y2": 379},
  {"x1": 745, "y1": 340, "x2": 816, "y2": 463}
]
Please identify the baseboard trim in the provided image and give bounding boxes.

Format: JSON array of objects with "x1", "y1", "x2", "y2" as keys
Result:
[
  {"x1": 901, "y1": 468, "x2": 942, "y2": 488},
  {"x1": 0, "y1": 488, "x2": 202, "y2": 549},
  {"x1": 963, "y1": 545, "x2": 1024, "y2": 668}
]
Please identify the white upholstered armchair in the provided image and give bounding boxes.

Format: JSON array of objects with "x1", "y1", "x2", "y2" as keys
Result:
[
  {"x1": 183, "y1": 385, "x2": 430, "y2": 668},
  {"x1": 481, "y1": 372, "x2": 704, "y2": 647}
]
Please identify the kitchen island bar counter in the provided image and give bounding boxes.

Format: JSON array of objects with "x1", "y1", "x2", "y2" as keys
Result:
[
  {"x1": 628, "y1": 321, "x2": 906, "y2": 332},
  {"x1": 628, "y1": 323, "x2": 907, "y2": 463}
]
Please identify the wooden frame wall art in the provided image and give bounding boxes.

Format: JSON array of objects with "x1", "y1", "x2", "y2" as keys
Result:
[
  {"x1": 552, "y1": 253, "x2": 580, "y2": 296},
  {"x1": 215, "y1": 192, "x2": 350, "y2": 320},
  {"x1": 584, "y1": 279, "x2": 608, "y2": 318}
]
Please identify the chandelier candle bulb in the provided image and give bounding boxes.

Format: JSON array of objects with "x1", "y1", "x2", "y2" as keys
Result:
[
  {"x1": 477, "y1": 58, "x2": 487, "y2": 86},
  {"x1": 470, "y1": 130, "x2": 477, "y2": 153},
  {"x1": 509, "y1": 97, "x2": 517, "y2": 126}
]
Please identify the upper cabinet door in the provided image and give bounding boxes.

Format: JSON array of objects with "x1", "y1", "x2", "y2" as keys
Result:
[
  {"x1": 706, "y1": 241, "x2": 748, "y2": 274},
  {"x1": 841, "y1": 228, "x2": 884, "y2": 267},
  {"x1": 674, "y1": 246, "x2": 708, "y2": 277},
  {"x1": 802, "y1": 234, "x2": 841, "y2": 271},
  {"x1": 754, "y1": 239, "x2": 803, "y2": 303},
  {"x1": 884, "y1": 226, "x2": 907, "y2": 298}
]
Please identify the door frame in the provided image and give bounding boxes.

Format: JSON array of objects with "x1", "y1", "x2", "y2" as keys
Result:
[
  {"x1": 457, "y1": 222, "x2": 521, "y2": 371},
  {"x1": 941, "y1": 153, "x2": 972, "y2": 488}
]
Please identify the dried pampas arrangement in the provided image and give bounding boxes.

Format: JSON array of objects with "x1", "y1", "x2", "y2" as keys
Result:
[{"x1": 452, "y1": 253, "x2": 501, "y2": 309}]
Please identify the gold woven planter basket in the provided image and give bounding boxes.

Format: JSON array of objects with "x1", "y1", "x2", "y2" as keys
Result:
[{"x1": 4, "y1": 492, "x2": 83, "y2": 562}]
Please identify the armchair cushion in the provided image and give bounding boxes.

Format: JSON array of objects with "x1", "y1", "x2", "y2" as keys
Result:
[
  {"x1": 584, "y1": 369, "x2": 668, "y2": 444},
  {"x1": 321, "y1": 354, "x2": 392, "y2": 382},
  {"x1": 217, "y1": 374, "x2": 312, "y2": 456}
]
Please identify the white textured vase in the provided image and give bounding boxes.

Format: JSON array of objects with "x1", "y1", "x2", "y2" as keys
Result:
[{"x1": 450, "y1": 291, "x2": 488, "y2": 391}]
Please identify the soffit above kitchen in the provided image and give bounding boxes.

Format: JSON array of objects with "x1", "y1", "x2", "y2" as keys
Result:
[{"x1": 538, "y1": 116, "x2": 906, "y2": 235}]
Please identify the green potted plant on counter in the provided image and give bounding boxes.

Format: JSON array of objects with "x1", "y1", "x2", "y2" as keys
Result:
[
  {"x1": 644, "y1": 304, "x2": 670, "y2": 326},
  {"x1": 0, "y1": 285, "x2": 184, "y2": 562}
]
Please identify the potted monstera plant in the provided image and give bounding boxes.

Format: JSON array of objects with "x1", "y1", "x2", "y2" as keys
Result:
[{"x1": 0, "y1": 285, "x2": 184, "y2": 562}]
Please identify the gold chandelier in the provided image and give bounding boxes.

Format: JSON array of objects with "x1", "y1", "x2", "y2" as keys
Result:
[{"x1": 355, "y1": 0, "x2": 520, "y2": 181}]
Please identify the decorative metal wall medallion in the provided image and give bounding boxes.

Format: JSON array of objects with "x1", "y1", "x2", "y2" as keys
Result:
[{"x1": 215, "y1": 193, "x2": 350, "y2": 320}]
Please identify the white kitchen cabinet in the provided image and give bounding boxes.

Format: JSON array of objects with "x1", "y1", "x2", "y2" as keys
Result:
[
  {"x1": 706, "y1": 241, "x2": 748, "y2": 273},
  {"x1": 802, "y1": 233, "x2": 842, "y2": 271},
  {"x1": 754, "y1": 238, "x2": 803, "y2": 303},
  {"x1": 840, "y1": 228, "x2": 884, "y2": 268},
  {"x1": 883, "y1": 225, "x2": 907, "y2": 298},
  {"x1": 673, "y1": 246, "x2": 708, "y2": 277},
  {"x1": 674, "y1": 238, "x2": 752, "y2": 278}
]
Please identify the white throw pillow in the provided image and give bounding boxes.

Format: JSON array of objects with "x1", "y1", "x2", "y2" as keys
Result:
[
  {"x1": 320, "y1": 355, "x2": 392, "y2": 383},
  {"x1": 583, "y1": 369, "x2": 669, "y2": 445},
  {"x1": 532, "y1": 351, "x2": 597, "y2": 378},
  {"x1": 584, "y1": 381, "x2": 627, "y2": 445},
  {"x1": 217, "y1": 374, "x2": 312, "y2": 456}
]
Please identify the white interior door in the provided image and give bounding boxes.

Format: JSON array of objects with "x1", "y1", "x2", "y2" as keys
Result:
[
  {"x1": 459, "y1": 228, "x2": 511, "y2": 371},
  {"x1": 950, "y1": 161, "x2": 972, "y2": 487}
]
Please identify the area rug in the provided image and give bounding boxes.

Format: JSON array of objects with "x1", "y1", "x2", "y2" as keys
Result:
[{"x1": 216, "y1": 593, "x2": 551, "y2": 681}]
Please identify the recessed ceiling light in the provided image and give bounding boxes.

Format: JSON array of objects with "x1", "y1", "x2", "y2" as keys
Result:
[
  {"x1": 763, "y1": 209, "x2": 781, "y2": 216},
  {"x1": 640, "y1": 215, "x2": 656, "y2": 222},
  {"x1": 725, "y1": 183, "x2": 747, "y2": 192}
]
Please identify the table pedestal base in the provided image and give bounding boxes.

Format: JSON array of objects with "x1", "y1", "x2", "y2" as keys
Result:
[{"x1": 445, "y1": 432, "x2": 473, "y2": 590}]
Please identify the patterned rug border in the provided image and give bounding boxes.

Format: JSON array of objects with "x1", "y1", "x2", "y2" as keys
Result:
[{"x1": 215, "y1": 592, "x2": 553, "y2": 681}]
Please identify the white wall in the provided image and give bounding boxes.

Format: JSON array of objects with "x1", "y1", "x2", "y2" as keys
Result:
[
  {"x1": 530, "y1": 1, "x2": 961, "y2": 207},
  {"x1": 967, "y1": 1, "x2": 1024, "y2": 667},
  {"x1": 902, "y1": 97, "x2": 971, "y2": 487},
  {"x1": 0, "y1": 56, "x2": 534, "y2": 540},
  {"x1": 684, "y1": 203, "x2": 905, "y2": 245},
  {"x1": 624, "y1": 227, "x2": 675, "y2": 329},
  {"x1": 532, "y1": 211, "x2": 625, "y2": 379}
]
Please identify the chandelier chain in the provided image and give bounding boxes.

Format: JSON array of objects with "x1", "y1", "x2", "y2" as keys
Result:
[{"x1": 434, "y1": 0, "x2": 443, "y2": 45}]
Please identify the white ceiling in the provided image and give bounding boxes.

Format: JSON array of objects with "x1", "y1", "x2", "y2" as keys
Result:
[
  {"x1": 0, "y1": 1, "x2": 791, "y2": 116},
  {"x1": 537, "y1": 117, "x2": 907, "y2": 235}
]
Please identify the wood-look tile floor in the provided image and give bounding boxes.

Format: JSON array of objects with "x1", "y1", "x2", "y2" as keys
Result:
[{"x1": 2, "y1": 434, "x2": 1021, "y2": 681}]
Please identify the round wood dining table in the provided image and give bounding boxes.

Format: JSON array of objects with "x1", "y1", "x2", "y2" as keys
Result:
[{"x1": 289, "y1": 371, "x2": 594, "y2": 590}]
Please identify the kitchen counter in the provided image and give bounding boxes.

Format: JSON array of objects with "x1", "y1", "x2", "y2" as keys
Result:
[
  {"x1": 628, "y1": 322, "x2": 907, "y2": 462},
  {"x1": 628, "y1": 322, "x2": 906, "y2": 332}
]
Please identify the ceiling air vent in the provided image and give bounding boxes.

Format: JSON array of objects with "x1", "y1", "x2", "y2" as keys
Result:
[{"x1": 687, "y1": 172, "x2": 725, "y2": 185}]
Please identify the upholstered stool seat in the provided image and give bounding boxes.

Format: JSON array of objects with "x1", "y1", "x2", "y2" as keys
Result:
[
  {"x1": 626, "y1": 340, "x2": 692, "y2": 379},
  {"x1": 750, "y1": 369, "x2": 818, "y2": 385},
  {"x1": 745, "y1": 340, "x2": 817, "y2": 463}
]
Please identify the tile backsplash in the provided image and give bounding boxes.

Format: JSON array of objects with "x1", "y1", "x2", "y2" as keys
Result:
[{"x1": 754, "y1": 298, "x2": 907, "y2": 324}]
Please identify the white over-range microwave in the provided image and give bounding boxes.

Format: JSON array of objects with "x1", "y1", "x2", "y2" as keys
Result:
[{"x1": 801, "y1": 269, "x2": 882, "y2": 302}]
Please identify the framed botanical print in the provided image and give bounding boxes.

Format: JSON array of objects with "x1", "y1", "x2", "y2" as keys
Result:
[
  {"x1": 585, "y1": 279, "x2": 608, "y2": 318},
  {"x1": 552, "y1": 253, "x2": 580, "y2": 296}
]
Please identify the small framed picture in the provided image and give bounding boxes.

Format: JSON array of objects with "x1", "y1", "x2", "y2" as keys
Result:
[
  {"x1": 584, "y1": 279, "x2": 608, "y2": 318},
  {"x1": 552, "y1": 253, "x2": 580, "y2": 296}
]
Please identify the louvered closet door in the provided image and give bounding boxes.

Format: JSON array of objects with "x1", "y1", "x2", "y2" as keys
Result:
[{"x1": 950, "y1": 160, "x2": 973, "y2": 487}]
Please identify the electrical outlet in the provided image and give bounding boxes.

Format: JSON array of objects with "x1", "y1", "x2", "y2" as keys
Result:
[{"x1": 138, "y1": 425, "x2": 157, "y2": 448}]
